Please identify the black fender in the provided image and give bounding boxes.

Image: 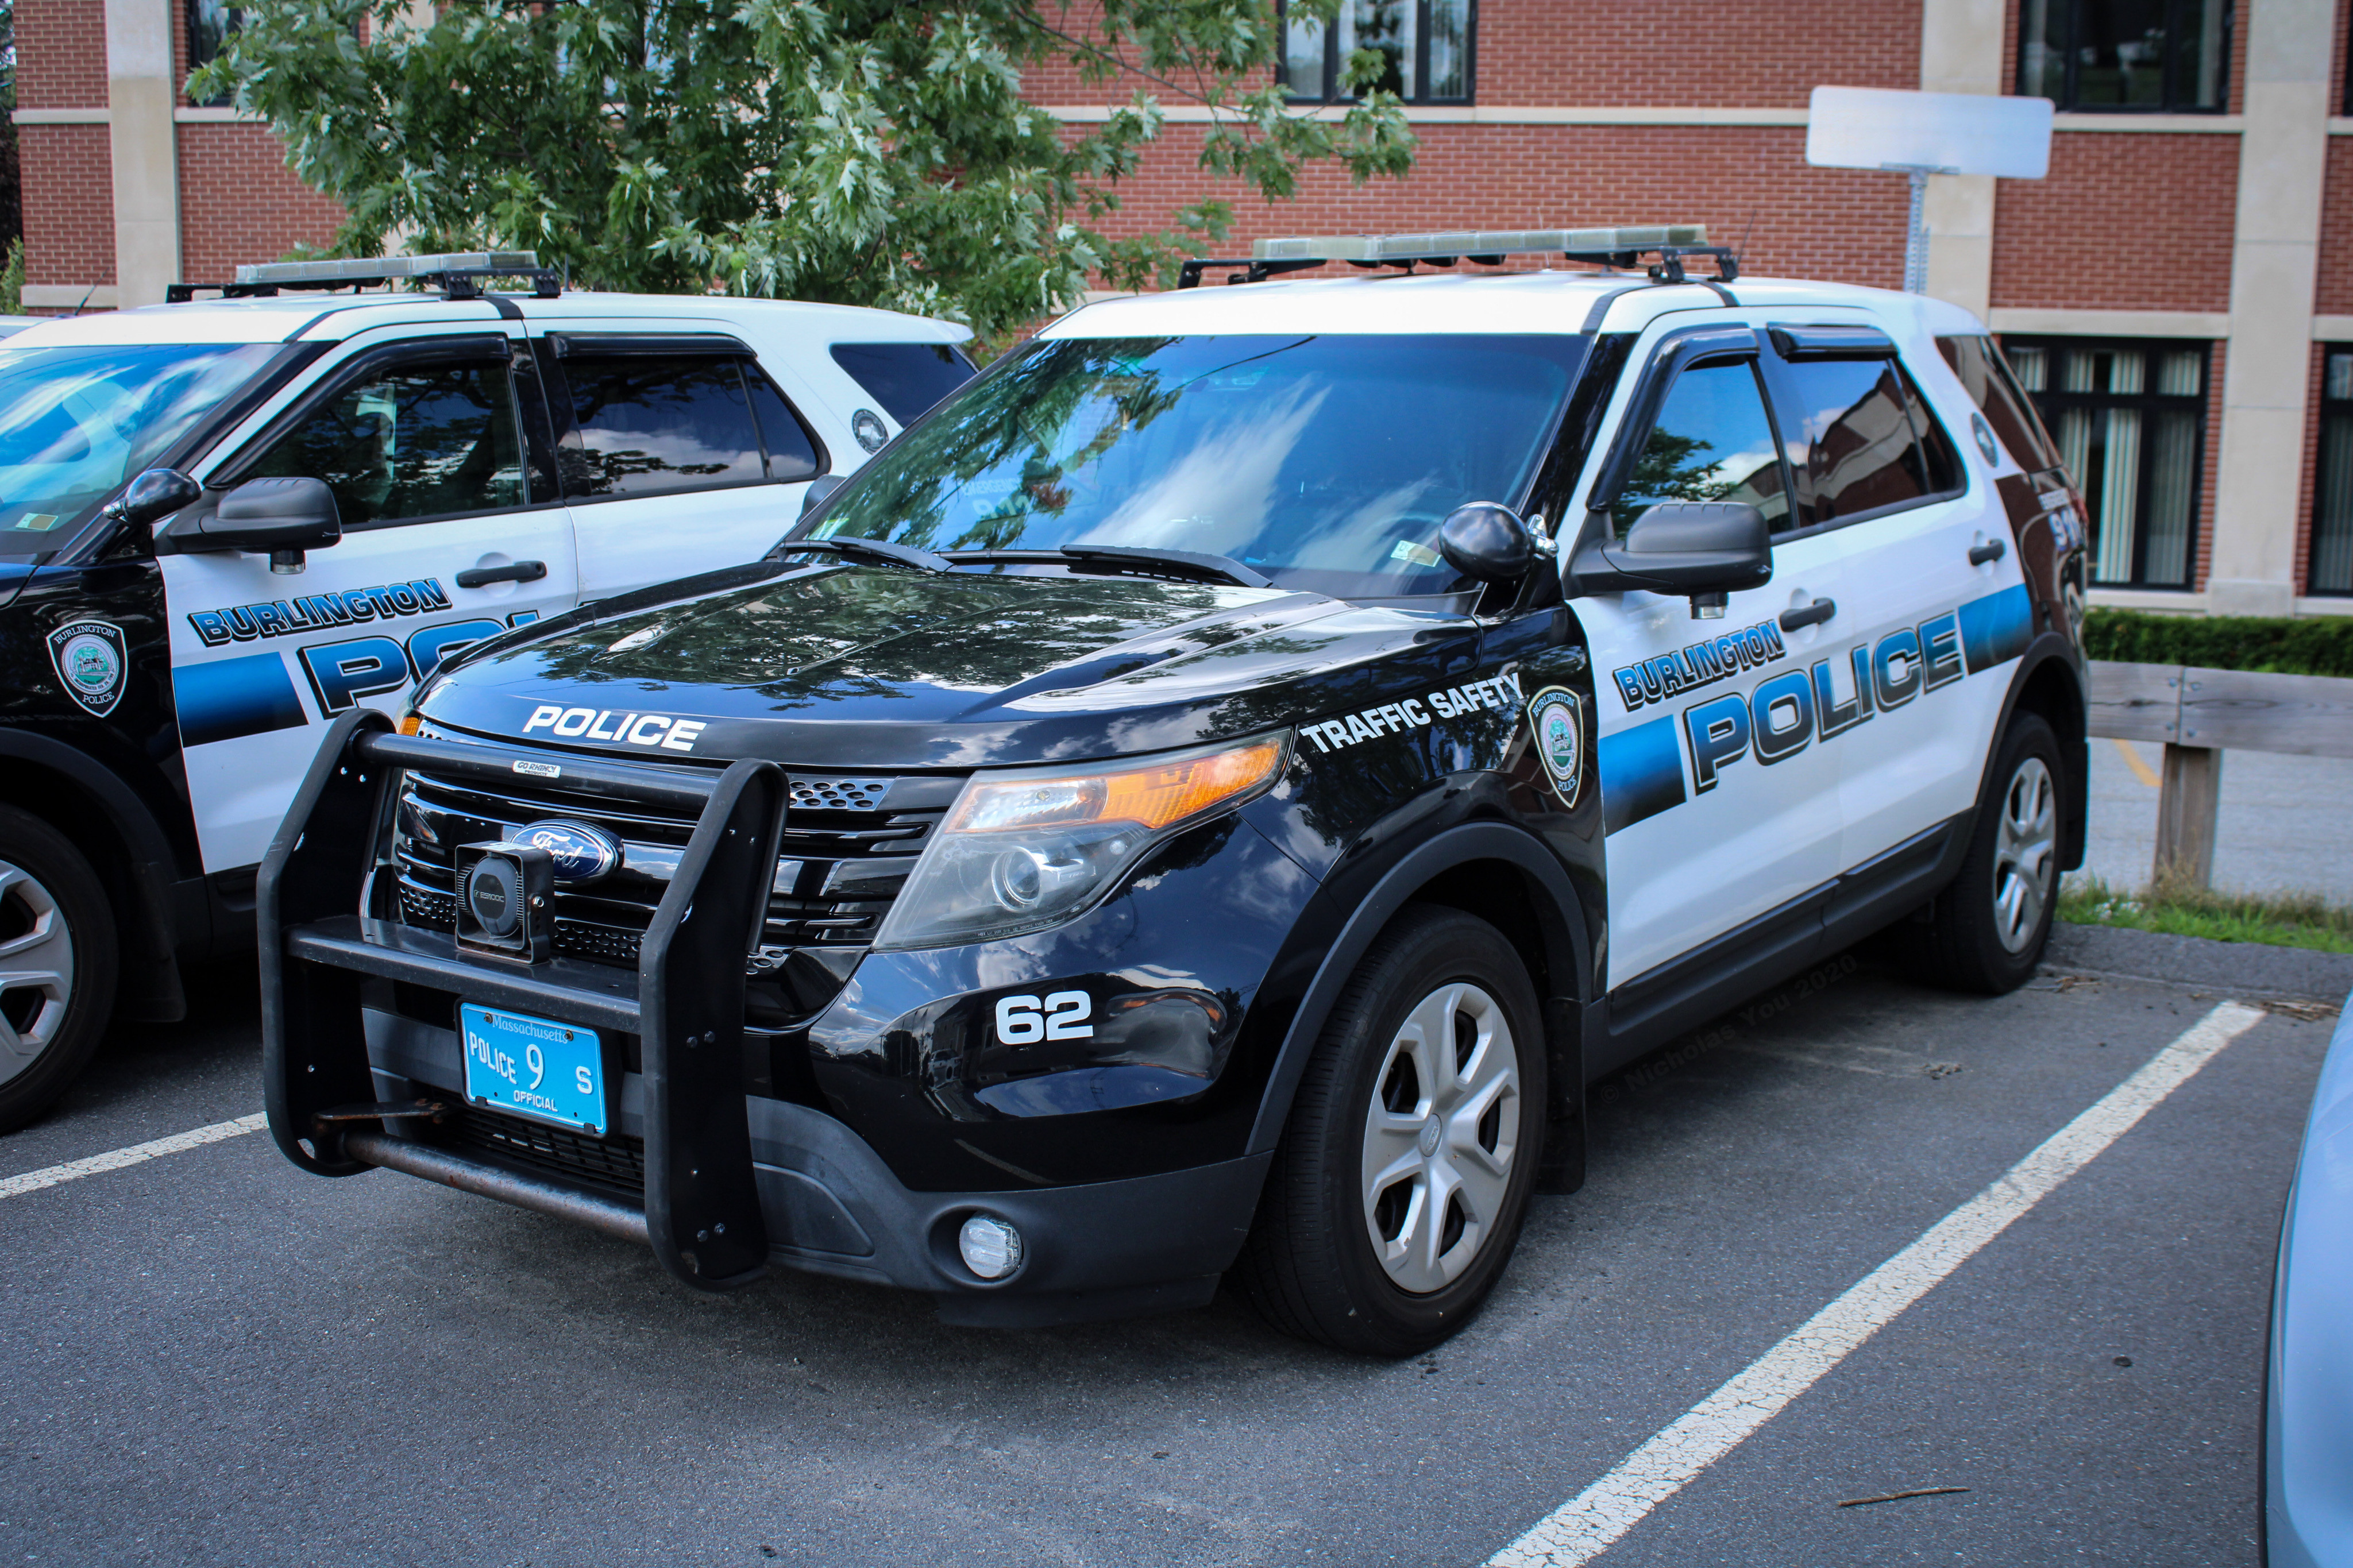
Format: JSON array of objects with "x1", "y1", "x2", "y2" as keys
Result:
[
  {"x1": 1979, "y1": 634, "x2": 2090, "y2": 871},
  {"x1": 0, "y1": 727, "x2": 200, "y2": 1017},
  {"x1": 1244, "y1": 818, "x2": 1596, "y2": 1192}
]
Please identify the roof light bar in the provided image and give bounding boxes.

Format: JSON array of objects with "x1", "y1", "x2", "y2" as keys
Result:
[
  {"x1": 235, "y1": 250, "x2": 544, "y2": 286},
  {"x1": 1250, "y1": 225, "x2": 1710, "y2": 264}
]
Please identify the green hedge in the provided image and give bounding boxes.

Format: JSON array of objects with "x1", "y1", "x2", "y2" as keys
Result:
[{"x1": 2082, "y1": 608, "x2": 2353, "y2": 678}]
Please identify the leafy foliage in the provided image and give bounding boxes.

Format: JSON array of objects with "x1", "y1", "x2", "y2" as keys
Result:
[
  {"x1": 189, "y1": 0, "x2": 1415, "y2": 346},
  {"x1": 2082, "y1": 607, "x2": 2353, "y2": 679}
]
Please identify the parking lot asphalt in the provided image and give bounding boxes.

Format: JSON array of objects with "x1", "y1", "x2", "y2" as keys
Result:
[{"x1": 1, "y1": 948, "x2": 2334, "y2": 1568}]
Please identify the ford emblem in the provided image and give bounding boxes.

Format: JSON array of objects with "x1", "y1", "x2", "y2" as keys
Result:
[{"x1": 515, "y1": 820, "x2": 623, "y2": 885}]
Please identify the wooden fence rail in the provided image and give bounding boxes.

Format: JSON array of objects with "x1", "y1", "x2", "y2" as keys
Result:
[{"x1": 2084, "y1": 660, "x2": 2353, "y2": 887}]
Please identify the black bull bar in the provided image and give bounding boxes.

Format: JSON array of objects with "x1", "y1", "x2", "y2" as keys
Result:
[{"x1": 259, "y1": 708, "x2": 788, "y2": 1291}]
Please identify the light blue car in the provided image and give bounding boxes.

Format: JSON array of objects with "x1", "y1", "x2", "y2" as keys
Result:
[{"x1": 2269, "y1": 991, "x2": 2353, "y2": 1566}]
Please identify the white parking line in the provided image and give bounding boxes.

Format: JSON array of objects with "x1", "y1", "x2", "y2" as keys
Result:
[
  {"x1": 1488, "y1": 999, "x2": 2266, "y2": 1568},
  {"x1": 0, "y1": 1111, "x2": 269, "y2": 1201}
]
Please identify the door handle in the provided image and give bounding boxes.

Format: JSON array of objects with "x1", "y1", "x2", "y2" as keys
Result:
[
  {"x1": 1968, "y1": 538, "x2": 2008, "y2": 566},
  {"x1": 1778, "y1": 597, "x2": 1836, "y2": 632},
  {"x1": 456, "y1": 560, "x2": 547, "y2": 588}
]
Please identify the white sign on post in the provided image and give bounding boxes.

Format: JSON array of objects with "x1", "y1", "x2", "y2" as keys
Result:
[{"x1": 1806, "y1": 86, "x2": 2054, "y2": 292}]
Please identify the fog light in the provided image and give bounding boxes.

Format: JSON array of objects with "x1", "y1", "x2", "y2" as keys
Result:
[{"x1": 958, "y1": 1214, "x2": 1024, "y2": 1280}]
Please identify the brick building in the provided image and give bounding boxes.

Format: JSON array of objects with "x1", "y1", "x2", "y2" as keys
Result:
[{"x1": 11, "y1": 0, "x2": 2352, "y2": 616}]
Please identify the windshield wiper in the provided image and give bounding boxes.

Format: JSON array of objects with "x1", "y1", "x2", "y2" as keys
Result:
[
  {"x1": 942, "y1": 544, "x2": 1271, "y2": 590},
  {"x1": 771, "y1": 536, "x2": 951, "y2": 573}
]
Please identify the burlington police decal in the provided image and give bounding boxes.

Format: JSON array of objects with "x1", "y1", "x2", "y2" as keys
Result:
[
  {"x1": 47, "y1": 620, "x2": 127, "y2": 717},
  {"x1": 1527, "y1": 686, "x2": 1584, "y2": 806}
]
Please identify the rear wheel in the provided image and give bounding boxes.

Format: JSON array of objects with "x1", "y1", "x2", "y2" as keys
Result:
[
  {"x1": 0, "y1": 805, "x2": 117, "y2": 1133},
  {"x1": 1237, "y1": 905, "x2": 1545, "y2": 1357},
  {"x1": 1895, "y1": 712, "x2": 2063, "y2": 994}
]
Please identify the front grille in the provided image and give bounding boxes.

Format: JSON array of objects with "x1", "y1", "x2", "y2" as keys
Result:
[
  {"x1": 388, "y1": 755, "x2": 959, "y2": 974},
  {"x1": 442, "y1": 1102, "x2": 646, "y2": 1196}
]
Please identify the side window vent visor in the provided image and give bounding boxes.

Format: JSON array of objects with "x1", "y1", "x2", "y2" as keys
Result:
[
  {"x1": 1769, "y1": 325, "x2": 1898, "y2": 361},
  {"x1": 548, "y1": 334, "x2": 754, "y2": 359}
]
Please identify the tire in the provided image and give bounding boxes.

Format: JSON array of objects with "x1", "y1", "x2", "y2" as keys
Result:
[
  {"x1": 1236, "y1": 905, "x2": 1546, "y2": 1357},
  {"x1": 0, "y1": 804, "x2": 118, "y2": 1133},
  {"x1": 1894, "y1": 712, "x2": 2064, "y2": 995}
]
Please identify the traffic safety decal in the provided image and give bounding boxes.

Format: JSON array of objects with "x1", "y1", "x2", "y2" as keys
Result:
[
  {"x1": 1599, "y1": 585, "x2": 2033, "y2": 835},
  {"x1": 1299, "y1": 671, "x2": 1525, "y2": 755}
]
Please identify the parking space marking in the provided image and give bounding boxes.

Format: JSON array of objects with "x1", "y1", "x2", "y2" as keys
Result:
[
  {"x1": 0, "y1": 1112, "x2": 268, "y2": 1201},
  {"x1": 1488, "y1": 999, "x2": 2266, "y2": 1568}
]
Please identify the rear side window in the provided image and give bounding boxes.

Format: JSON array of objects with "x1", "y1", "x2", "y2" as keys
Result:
[
  {"x1": 745, "y1": 369, "x2": 823, "y2": 481},
  {"x1": 1611, "y1": 358, "x2": 1792, "y2": 536},
  {"x1": 245, "y1": 360, "x2": 525, "y2": 527},
  {"x1": 557, "y1": 356, "x2": 764, "y2": 499},
  {"x1": 1775, "y1": 357, "x2": 1959, "y2": 527},
  {"x1": 1938, "y1": 334, "x2": 2066, "y2": 475},
  {"x1": 829, "y1": 342, "x2": 976, "y2": 425}
]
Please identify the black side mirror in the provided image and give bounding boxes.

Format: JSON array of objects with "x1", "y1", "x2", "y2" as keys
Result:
[
  {"x1": 110, "y1": 468, "x2": 202, "y2": 530},
  {"x1": 800, "y1": 474, "x2": 846, "y2": 519},
  {"x1": 1568, "y1": 501, "x2": 1772, "y2": 617},
  {"x1": 1437, "y1": 501, "x2": 1535, "y2": 582},
  {"x1": 200, "y1": 476, "x2": 343, "y2": 576}
]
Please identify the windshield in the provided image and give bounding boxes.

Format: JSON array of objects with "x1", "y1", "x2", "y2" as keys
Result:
[
  {"x1": 802, "y1": 333, "x2": 1588, "y2": 598},
  {"x1": 0, "y1": 342, "x2": 286, "y2": 559}
]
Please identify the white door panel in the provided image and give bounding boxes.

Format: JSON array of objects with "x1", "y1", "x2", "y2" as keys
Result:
[{"x1": 569, "y1": 485, "x2": 808, "y2": 599}]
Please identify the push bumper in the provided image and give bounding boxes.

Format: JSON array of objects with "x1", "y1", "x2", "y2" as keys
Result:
[{"x1": 259, "y1": 709, "x2": 1266, "y2": 1324}]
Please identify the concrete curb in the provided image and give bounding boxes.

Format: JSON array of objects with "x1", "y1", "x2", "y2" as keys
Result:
[{"x1": 2046, "y1": 922, "x2": 2353, "y2": 1007}]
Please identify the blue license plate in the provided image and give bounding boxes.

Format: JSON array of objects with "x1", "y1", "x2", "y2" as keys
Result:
[{"x1": 460, "y1": 1004, "x2": 607, "y2": 1134}]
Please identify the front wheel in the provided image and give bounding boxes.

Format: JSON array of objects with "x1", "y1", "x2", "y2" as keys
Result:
[
  {"x1": 0, "y1": 805, "x2": 118, "y2": 1133},
  {"x1": 1236, "y1": 905, "x2": 1545, "y2": 1357},
  {"x1": 1895, "y1": 711, "x2": 2064, "y2": 994}
]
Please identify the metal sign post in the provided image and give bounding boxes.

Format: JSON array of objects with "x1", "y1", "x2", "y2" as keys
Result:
[{"x1": 1806, "y1": 87, "x2": 2053, "y2": 296}]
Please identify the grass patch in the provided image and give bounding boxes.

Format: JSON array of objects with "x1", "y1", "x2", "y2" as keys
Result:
[{"x1": 2060, "y1": 875, "x2": 2353, "y2": 954}]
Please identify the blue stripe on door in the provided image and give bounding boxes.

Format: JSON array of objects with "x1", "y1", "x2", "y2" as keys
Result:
[
  {"x1": 175, "y1": 651, "x2": 309, "y2": 748},
  {"x1": 1957, "y1": 584, "x2": 2033, "y2": 674},
  {"x1": 1600, "y1": 714, "x2": 1688, "y2": 835}
]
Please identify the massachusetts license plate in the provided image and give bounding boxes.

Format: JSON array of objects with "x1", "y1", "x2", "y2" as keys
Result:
[{"x1": 460, "y1": 1004, "x2": 607, "y2": 1134}]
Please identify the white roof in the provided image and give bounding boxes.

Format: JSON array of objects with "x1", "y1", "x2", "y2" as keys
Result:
[
  {"x1": 0, "y1": 290, "x2": 973, "y2": 350},
  {"x1": 1044, "y1": 268, "x2": 1988, "y2": 340}
]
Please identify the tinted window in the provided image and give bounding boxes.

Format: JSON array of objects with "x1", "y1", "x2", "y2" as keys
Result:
[
  {"x1": 808, "y1": 333, "x2": 1585, "y2": 600},
  {"x1": 246, "y1": 360, "x2": 524, "y2": 527},
  {"x1": 1776, "y1": 358, "x2": 1947, "y2": 526},
  {"x1": 1612, "y1": 360, "x2": 1791, "y2": 536},
  {"x1": 1939, "y1": 334, "x2": 2065, "y2": 474},
  {"x1": 559, "y1": 356, "x2": 763, "y2": 499},
  {"x1": 828, "y1": 342, "x2": 976, "y2": 426},
  {"x1": 746, "y1": 370, "x2": 823, "y2": 481},
  {"x1": 2018, "y1": 0, "x2": 2228, "y2": 112}
]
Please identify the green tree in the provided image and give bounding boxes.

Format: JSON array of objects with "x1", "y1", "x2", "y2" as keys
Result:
[{"x1": 190, "y1": 0, "x2": 1414, "y2": 345}]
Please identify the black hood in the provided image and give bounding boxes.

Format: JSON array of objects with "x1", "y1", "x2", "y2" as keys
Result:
[{"x1": 417, "y1": 560, "x2": 1479, "y2": 770}]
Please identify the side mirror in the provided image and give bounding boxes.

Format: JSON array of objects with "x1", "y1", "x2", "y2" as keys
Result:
[
  {"x1": 800, "y1": 474, "x2": 846, "y2": 519},
  {"x1": 1568, "y1": 501, "x2": 1772, "y2": 617},
  {"x1": 201, "y1": 476, "x2": 343, "y2": 576},
  {"x1": 110, "y1": 468, "x2": 202, "y2": 530},
  {"x1": 1437, "y1": 501, "x2": 1534, "y2": 582}
]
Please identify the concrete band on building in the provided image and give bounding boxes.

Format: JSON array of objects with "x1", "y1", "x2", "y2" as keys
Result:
[{"x1": 13, "y1": 0, "x2": 2353, "y2": 617}]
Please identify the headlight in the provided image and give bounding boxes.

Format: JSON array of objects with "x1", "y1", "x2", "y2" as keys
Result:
[{"x1": 870, "y1": 733, "x2": 1290, "y2": 951}]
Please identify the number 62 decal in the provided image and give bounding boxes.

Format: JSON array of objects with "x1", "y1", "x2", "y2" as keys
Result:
[{"x1": 994, "y1": 990, "x2": 1094, "y2": 1045}]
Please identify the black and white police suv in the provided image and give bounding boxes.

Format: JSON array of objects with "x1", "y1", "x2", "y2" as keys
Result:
[
  {"x1": 0, "y1": 252, "x2": 973, "y2": 1129},
  {"x1": 259, "y1": 227, "x2": 2089, "y2": 1355}
]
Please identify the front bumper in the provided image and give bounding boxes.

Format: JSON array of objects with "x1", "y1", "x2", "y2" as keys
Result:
[{"x1": 259, "y1": 709, "x2": 1272, "y2": 1324}]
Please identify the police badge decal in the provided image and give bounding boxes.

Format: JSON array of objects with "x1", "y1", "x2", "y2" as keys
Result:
[
  {"x1": 1526, "y1": 685, "x2": 1584, "y2": 808},
  {"x1": 47, "y1": 620, "x2": 129, "y2": 717}
]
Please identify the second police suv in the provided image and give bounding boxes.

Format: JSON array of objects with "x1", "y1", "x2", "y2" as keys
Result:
[
  {"x1": 0, "y1": 252, "x2": 973, "y2": 1129},
  {"x1": 260, "y1": 227, "x2": 2089, "y2": 1355}
]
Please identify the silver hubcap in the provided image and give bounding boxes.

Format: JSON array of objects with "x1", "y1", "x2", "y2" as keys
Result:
[
  {"x1": 0, "y1": 859, "x2": 75, "y2": 1087},
  {"x1": 1992, "y1": 755, "x2": 2057, "y2": 953},
  {"x1": 1360, "y1": 980, "x2": 1521, "y2": 1295}
]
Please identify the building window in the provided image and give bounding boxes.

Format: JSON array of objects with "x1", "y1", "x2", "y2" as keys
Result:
[
  {"x1": 186, "y1": 0, "x2": 242, "y2": 106},
  {"x1": 2017, "y1": 0, "x2": 2230, "y2": 111},
  {"x1": 2005, "y1": 337, "x2": 2208, "y2": 590},
  {"x1": 1279, "y1": 0, "x2": 1473, "y2": 105},
  {"x1": 2310, "y1": 351, "x2": 2353, "y2": 595}
]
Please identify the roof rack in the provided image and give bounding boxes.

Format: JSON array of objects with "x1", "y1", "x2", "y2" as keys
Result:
[
  {"x1": 164, "y1": 250, "x2": 564, "y2": 304},
  {"x1": 1176, "y1": 225, "x2": 1738, "y2": 288}
]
